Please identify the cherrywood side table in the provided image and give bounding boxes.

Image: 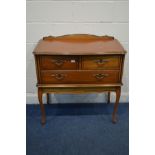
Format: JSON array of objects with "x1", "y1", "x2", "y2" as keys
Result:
[{"x1": 33, "y1": 34, "x2": 126, "y2": 125}]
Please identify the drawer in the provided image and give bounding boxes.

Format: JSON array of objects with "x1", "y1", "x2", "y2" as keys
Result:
[
  {"x1": 82, "y1": 56, "x2": 121, "y2": 70},
  {"x1": 40, "y1": 56, "x2": 79, "y2": 70},
  {"x1": 40, "y1": 70, "x2": 120, "y2": 84}
]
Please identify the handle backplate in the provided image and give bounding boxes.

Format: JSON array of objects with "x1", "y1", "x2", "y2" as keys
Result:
[
  {"x1": 94, "y1": 59, "x2": 109, "y2": 65},
  {"x1": 93, "y1": 73, "x2": 109, "y2": 80},
  {"x1": 51, "y1": 59, "x2": 65, "y2": 66},
  {"x1": 51, "y1": 73, "x2": 67, "y2": 80}
]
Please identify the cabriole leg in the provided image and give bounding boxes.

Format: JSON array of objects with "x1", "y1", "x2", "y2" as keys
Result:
[
  {"x1": 47, "y1": 93, "x2": 50, "y2": 104},
  {"x1": 112, "y1": 87, "x2": 121, "y2": 123},
  {"x1": 38, "y1": 88, "x2": 46, "y2": 125}
]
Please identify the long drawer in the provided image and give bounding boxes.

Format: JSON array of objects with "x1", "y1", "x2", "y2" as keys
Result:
[
  {"x1": 82, "y1": 55, "x2": 121, "y2": 70},
  {"x1": 40, "y1": 70, "x2": 120, "y2": 84}
]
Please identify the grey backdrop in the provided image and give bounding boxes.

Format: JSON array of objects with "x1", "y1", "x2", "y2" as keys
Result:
[{"x1": 26, "y1": 0, "x2": 129, "y2": 104}]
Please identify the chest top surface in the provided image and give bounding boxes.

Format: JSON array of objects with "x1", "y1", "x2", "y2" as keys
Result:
[{"x1": 33, "y1": 34, "x2": 126, "y2": 55}]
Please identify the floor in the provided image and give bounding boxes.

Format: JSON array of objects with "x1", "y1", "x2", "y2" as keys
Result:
[{"x1": 26, "y1": 103, "x2": 129, "y2": 155}]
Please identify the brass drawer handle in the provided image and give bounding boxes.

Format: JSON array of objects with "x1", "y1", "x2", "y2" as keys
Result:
[
  {"x1": 93, "y1": 73, "x2": 109, "y2": 80},
  {"x1": 94, "y1": 59, "x2": 109, "y2": 65},
  {"x1": 51, "y1": 73, "x2": 67, "y2": 80},
  {"x1": 51, "y1": 59, "x2": 65, "y2": 66}
]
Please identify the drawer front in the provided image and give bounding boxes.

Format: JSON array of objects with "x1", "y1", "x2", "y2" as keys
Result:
[
  {"x1": 41, "y1": 70, "x2": 120, "y2": 84},
  {"x1": 40, "y1": 56, "x2": 79, "y2": 70},
  {"x1": 82, "y1": 56, "x2": 121, "y2": 70}
]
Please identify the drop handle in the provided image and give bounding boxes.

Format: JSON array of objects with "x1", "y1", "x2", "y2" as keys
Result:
[
  {"x1": 93, "y1": 73, "x2": 109, "y2": 80},
  {"x1": 94, "y1": 59, "x2": 109, "y2": 65},
  {"x1": 51, "y1": 59, "x2": 65, "y2": 66},
  {"x1": 51, "y1": 73, "x2": 67, "y2": 80}
]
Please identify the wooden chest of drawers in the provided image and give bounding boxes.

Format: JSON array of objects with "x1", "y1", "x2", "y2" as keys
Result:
[{"x1": 33, "y1": 34, "x2": 126, "y2": 125}]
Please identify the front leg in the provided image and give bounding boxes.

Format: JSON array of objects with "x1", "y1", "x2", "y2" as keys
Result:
[
  {"x1": 112, "y1": 87, "x2": 121, "y2": 123},
  {"x1": 38, "y1": 88, "x2": 46, "y2": 125}
]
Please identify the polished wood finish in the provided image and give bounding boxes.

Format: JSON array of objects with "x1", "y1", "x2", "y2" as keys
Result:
[
  {"x1": 33, "y1": 34, "x2": 126, "y2": 55},
  {"x1": 33, "y1": 34, "x2": 126, "y2": 124},
  {"x1": 37, "y1": 83, "x2": 122, "y2": 88},
  {"x1": 43, "y1": 34, "x2": 114, "y2": 42},
  {"x1": 82, "y1": 55, "x2": 121, "y2": 70},
  {"x1": 40, "y1": 55, "x2": 79, "y2": 70},
  {"x1": 112, "y1": 87, "x2": 121, "y2": 123},
  {"x1": 40, "y1": 70, "x2": 120, "y2": 84},
  {"x1": 38, "y1": 88, "x2": 46, "y2": 125}
]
